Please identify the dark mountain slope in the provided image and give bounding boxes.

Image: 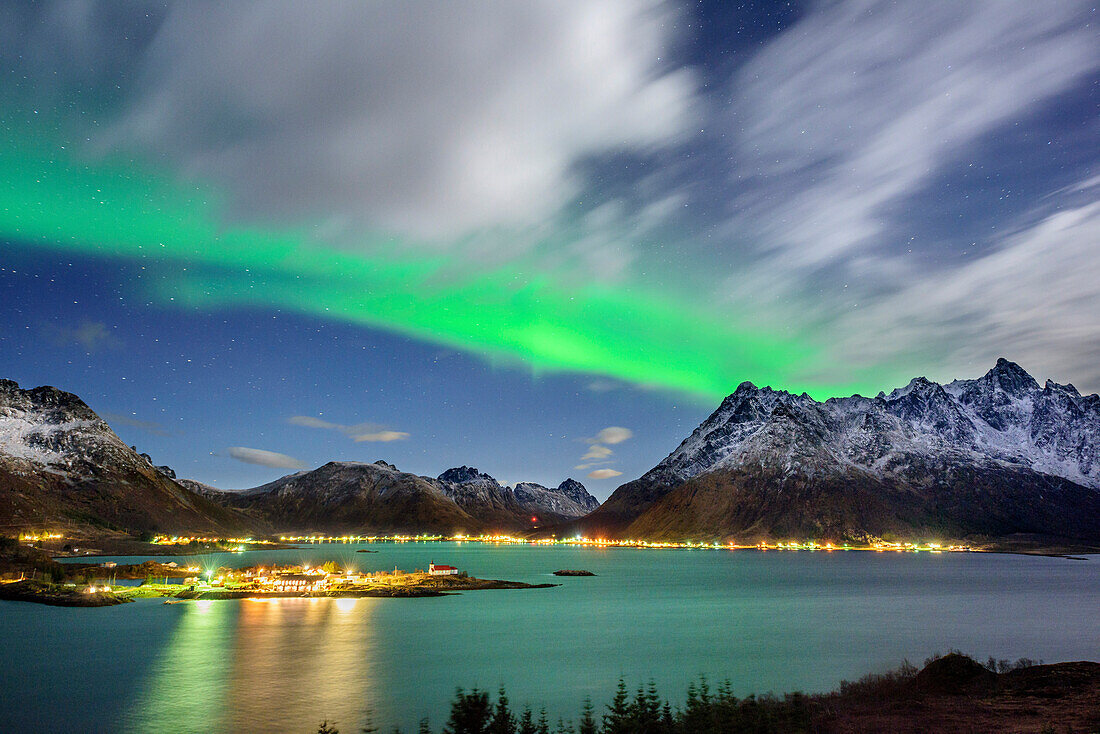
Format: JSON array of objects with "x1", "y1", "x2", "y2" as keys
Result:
[
  {"x1": 0, "y1": 380, "x2": 252, "y2": 535},
  {"x1": 225, "y1": 461, "x2": 483, "y2": 535},
  {"x1": 212, "y1": 461, "x2": 600, "y2": 535}
]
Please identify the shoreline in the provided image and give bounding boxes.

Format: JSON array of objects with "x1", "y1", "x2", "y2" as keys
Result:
[
  {"x1": 169, "y1": 578, "x2": 557, "y2": 600},
  {"x1": 11, "y1": 531, "x2": 1098, "y2": 561},
  {"x1": 0, "y1": 576, "x2": 558, "y2": 607}
]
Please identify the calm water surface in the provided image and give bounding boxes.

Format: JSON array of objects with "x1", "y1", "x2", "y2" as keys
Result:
[{"x1": 3, "y1": 543, "x2": 1098, "y2": 733}]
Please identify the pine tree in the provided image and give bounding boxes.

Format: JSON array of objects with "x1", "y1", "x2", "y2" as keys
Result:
[
  {"x1": 488, "y1": 687, "x2": 515, "y2": 734},
  {"x1": 517, "y1": 708, "x2": 537, "y2": 734},
  {"x1": 443, "y1": 688, "x2": 492, "y2": 734},
  {"x1": 682, "y1": 677, "x2": 713, "y2": 734},
  {"x1": 603, "y1": 678, "x2": 632, "y2": 734},
  {"x1": 577, "y1": 698, "x2": 597, "y2": 734},
  {"x1": 659, "y1": 702, "x2": 673, "y2": 734}
]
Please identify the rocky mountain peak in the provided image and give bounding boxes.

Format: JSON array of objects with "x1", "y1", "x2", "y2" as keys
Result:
[
  {"x1": 1045, "y1": 379, "x2": 1081, "y2": 397},
  {"x1": 557, "y1": 477, "x2": 585, "y2": 494},
  {"x1": 984, "y1": 358, "x2": 1040, "y2": 396},
  {"x1": 438, "y1": 466, "x2": 496, "y2": 484},
  {"x1": 0, "y1": 379, "x2": 100, "y2": 422},
  {"x1": 885, "y1": 376, "x2": 937, "y2": 401},
  {"x1": 641, "y1": 357, "x2": 1098, "y2": 493},
  {"x1": 556, "y1": 478, "x2": 599, "y2": 511}
]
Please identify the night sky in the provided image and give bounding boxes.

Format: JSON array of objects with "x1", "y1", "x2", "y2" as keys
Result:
[{"x1": 1, "y1": 1, "x2": 1097, "y2": 495}]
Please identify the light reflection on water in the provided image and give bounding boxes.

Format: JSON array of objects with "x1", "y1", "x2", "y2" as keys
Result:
[
  {"x1": 117, "y1": 597, "x2": 383, "y2": 734},
  {"x1": 6, "y1": 544, "x2": 1100, "y2": 733},
  {"x1": 119, "y1": 597, "x2": 235, "y2": 732}
]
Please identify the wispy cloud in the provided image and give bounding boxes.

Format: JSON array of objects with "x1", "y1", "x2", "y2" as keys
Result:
[
  {"x1": 575, "y1": 425, "x2": 633, "y2": 476},
  {"x1": 353, "y1": 430, "x2": 410, "y2": 443},
  {"x1": 46, "y1": 320, "x2": 118, "y2": 352},
  {"x1": 833, "y1": 197, "x2": 1100, "y2": 387},
  {"x1": 729, "y1": 0, "x2": 1097, "y2": 266},
  {"x1": 225, "y1": 446, "x2": 306, "y2": 469},
  {"x1": 581, "y1": 445, "x2": 613, "y2": 461},
  {"x1": 94, "y1": 2, "x2": 694, "y2": 242},
  {"x1": 707, "y1": 0, "x2": 1100, "y2": 391},
  {"x1": 286, "y1": 416, "x2": 344, "y2": 431},
  {"x1": 591, "y1": 427, "x2": 633, "y2": 445},
  {"x1": 287, "y1": 415, "x2": 410, "y2": 442}
]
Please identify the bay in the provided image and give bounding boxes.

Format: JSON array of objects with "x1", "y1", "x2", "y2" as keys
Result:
[{"x1": 3, "y1": 543, "x2": 1098, "y2": 733}]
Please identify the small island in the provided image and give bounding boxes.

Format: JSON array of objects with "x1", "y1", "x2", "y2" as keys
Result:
[
  {"x1": 0, "y1": 556, "x2": 556, "y2": 606},
  {"x1": 553, "y1": 569, "x2": 596, "y2": 576}
]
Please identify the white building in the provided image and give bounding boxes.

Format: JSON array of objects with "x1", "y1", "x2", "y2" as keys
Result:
[{"x1": 428, "y1": 562, "x2": 459, "y2": 576}]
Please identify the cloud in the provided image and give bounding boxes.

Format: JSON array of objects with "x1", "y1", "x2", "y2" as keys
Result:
[
  {"x1": 592, "y1": 426, "x2": 633, "y2": 445},
  {"x1": 581, "y1": 444, "x2": 614, "y2": 461},
  {"x1": 729, "y1": 0, "x2": 1097, "y2": 267},
  {"x1": 95, "y1": 1, "x2": 695, "y2": 241},
  {"x1": 352, "y1": 431, "x2": 410, "y2": 443},
  {"x1": 226, "y1": 446, "x2": 306, "y2": 469},
  {"x1": 102, "y1": 413, "x2": 171, "y2": 437},
  {"x1": 831, "y1": 197, "x2": 1100, "y2": 390},
  {"x1": 585, "y1": 379, "x2": 622, "y2": 393},
  {"x1": 46, "y1": 320, "x2": 118, "y2": 352},
  {"x1": 6, "y1": 1, "x2": 1099, "y2": 401},
  {"x1": 700, "y1": 0, "x2": 1100, "y2": 393},
  {"x1": 286, "y1": 416, "x2": 343, "y2": 431},
  {"x1": 575, "y1": 425, "x2": 633, "y2": 475},
  {"x1": 288, "y1": 415, "x2": 409, "y2": 442}
]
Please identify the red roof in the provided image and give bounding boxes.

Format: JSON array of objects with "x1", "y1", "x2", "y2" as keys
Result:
[{"x1": 431, "y1": 564, "x2": 457, "y2": 570}]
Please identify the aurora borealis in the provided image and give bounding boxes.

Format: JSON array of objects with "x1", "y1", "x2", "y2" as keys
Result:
[
  {"x1": 2, "y1": 1, "x2": 1098, "y2": 493},
  {"x1": 0, "y1": 140, "x2": 823, "y2": 400}
]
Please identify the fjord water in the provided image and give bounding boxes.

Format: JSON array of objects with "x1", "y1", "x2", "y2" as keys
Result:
[{"x1": 4, "y1": 545, "x2": 1099, "y2": 733}]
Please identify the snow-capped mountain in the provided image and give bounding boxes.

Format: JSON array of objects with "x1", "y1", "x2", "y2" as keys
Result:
[
  {"x1": 0, "y1": 379, "x2": 250, "y2": 534},
  {"x1": 580, "y1": 359, "x2": 1100, "y2": 545}
]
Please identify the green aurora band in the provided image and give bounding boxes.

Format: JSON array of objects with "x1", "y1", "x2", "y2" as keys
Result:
[{"x1": 1, "y1": 140, "x2": 878, "y2": 400}]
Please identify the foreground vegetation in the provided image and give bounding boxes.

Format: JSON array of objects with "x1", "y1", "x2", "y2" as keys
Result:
[{"x1": 315, "y1": 654, "x2": 1100, "y2": 734}]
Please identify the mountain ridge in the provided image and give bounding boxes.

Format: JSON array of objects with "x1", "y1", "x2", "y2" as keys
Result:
[
  {"x1": 574, "y1": 358, "x2": 1100, "y2": 545},
  {"x1": 194, "y1": 460, "x2": 599, "y2": 535}
]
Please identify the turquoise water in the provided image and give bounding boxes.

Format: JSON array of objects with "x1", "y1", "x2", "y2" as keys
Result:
[{"x1": 5, "y1": 543, "x2": 1099, "y2": 733}]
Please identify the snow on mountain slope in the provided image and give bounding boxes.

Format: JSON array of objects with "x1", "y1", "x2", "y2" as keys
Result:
[
  {"x1": 576, "y1": 358, "x2": 1100, "y2": 542},
  {"x1": 651, "y1": 359, "x2": 1099, "y2": 490},
  {"x1": 0, "y1": 380, "x2": 136, "y2": 474},
  {"x1": 0, "y1": 379, "x2": 253, "y2": 534}
]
